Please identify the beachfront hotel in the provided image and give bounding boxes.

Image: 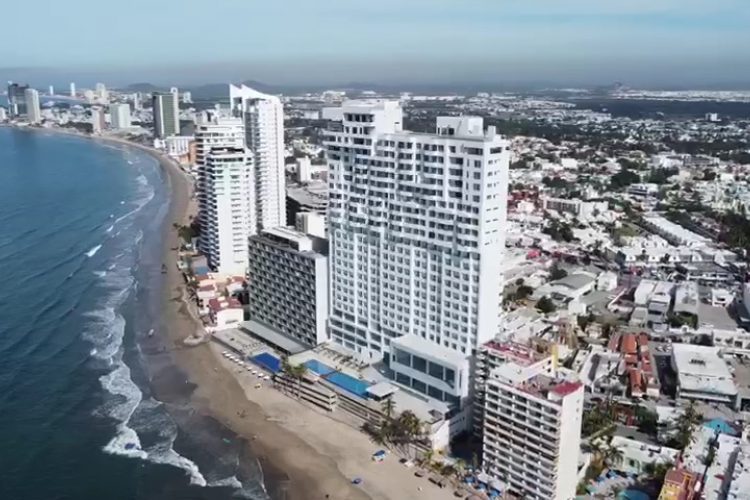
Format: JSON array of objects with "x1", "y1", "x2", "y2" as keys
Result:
[
  {"x1": 323, "y1": 100, "x2": 509, "y2": 410},
  {"x1": 229, "y1": 84, "x2": 287, "y2": 233},
  {"x1": 482, "y1": 355, "x2": 584, "y2": 500},
  {"x1": 246, "y1": 226, "x2": 329, "y2": 349}
]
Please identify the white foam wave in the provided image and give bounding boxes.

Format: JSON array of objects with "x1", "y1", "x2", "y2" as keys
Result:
[
  {"x1": 209, "y1": 476, "x2": 244, "y2": 488},
  {"x1": 105, "y1": 225, "x2": 114, "y2": 233},
  {"x1": 93, "y1": 270, "x2": 107, "y2": 278},
  {"x1": 85, "y1": 244, "x2": 102, "y2": 257}
]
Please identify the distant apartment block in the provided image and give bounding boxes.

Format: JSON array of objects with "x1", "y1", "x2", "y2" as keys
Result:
[
  {"x1": 152, "y1": 91, "x2": 180, "y2": 138},
  {"x1": 109, "y1": 103, "x2": 131, "y2": 129},
  {"x1": 24, "y1": 88, "x2": 41, "y2": 124}
]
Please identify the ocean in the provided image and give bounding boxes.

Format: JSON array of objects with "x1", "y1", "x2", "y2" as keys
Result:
[{"x1": 0, "y1": 128, "x2": 266, "y2": 499}]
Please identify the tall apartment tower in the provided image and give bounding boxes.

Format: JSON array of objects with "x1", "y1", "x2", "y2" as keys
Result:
[
  {"x1": 109, "y1": 103, "x2": 131, "y2": 129},
  {"x1": 482, "y1": 357, "x2": 583, "y2": 500},
  {"x1": 198, "y1": 146, "x2": 254, "y2": 275},
  {"x1": 194, "y1": 112, "x2": 249, "y2": 274},
  {"x1": 229, "y1": 84, "x2": 286, "y2": 233},
  {"x1": 323, "y1": 100, "x2": 509, "y2": 361},
  {"x1": 24, "y1": 88, "x2": 41, "y2": 123},
  {"x1": 69, "y1": 82, "x2": 76, "y2": 98},
  {"x1": 152, "y1": 91, "x2": 180, "y2": 138},
  {"x1": 7, "y1": 82, "x2": 29, "y2": 117}
]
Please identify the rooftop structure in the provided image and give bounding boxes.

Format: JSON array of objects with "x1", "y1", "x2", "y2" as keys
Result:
[
  {"x1": 672, "y1": 344, "x2": 737, "y2": 407},
  {"x1": 642, "y1": 214, "x2": 711, "y2": 248}
]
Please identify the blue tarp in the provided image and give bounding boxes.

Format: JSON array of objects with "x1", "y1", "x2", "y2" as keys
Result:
[{"x1": 618, "y1": 490, "x2": 650, "y2": 500}]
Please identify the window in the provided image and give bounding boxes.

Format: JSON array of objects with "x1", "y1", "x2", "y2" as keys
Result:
[
  {"x1": 412, "y1": 355, "x2": 427, "y2": 373},
  {"x1": 394, "y1": 348, "x2": 411, "y2": 366},
  {"x1": 445, "y1": 368, "x2": 456, "y2": 387},
  {"x1": 428, "y1": 362, "x2": 444, "y2": 380},
  {"x1": 412, "y1": 379, "x2": 427, "y2": 395}
]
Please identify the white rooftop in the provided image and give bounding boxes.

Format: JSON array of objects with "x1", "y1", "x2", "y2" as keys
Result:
[
  {"x1": 391, "y1": 334, "x2": 468, "y2": 367},
  {"x1": 672, "y1": 344, "x2": 737, "y2": 397}
]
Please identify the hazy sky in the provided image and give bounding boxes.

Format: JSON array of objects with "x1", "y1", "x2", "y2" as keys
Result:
[{"x1": 3, "y1": 0, "x2": 749, "y2": 87}]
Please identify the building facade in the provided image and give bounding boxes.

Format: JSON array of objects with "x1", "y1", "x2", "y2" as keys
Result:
[
  {"x1": 482, "y1": 358, "x2": 583, "y2": 500},
  {"x1": 323, "y1": 100, "x2": 510, "y2": 363},
  {"x1": 472, "y1": 340, "x2": 544, "y2": 437},
  {"x1": 109, "y1": 103, "x2": 131, "y2": 129},
  {"x1": 198, "y1": 147, "x2": 254, "y2": 275},
  {"x1": 7, "y1": 82, "x2": 29, "y2": 117},
  {"x1": 152, "y1": 91, "x2": 180, "y2": 138},
  {"x1": 24, "y1": 88, "x2": 41, "y2": 123},
  {"x1": 247, "y1": 227, "x2": 329, "y2": 348},
  {"x1": 91, "y1": 107, "x2": 105, "y2": 134},
  {"x1": 229, "y1": 84, "x2": 286, "y2": 233}
]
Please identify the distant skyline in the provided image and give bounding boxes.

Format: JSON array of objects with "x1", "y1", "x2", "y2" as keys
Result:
[{"x1": 3, "y1": 0, "x2": 750, "y2": 88}]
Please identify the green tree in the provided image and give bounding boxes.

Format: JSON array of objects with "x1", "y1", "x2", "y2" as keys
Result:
[
  {"x1": 536, "y1": 296, "x2": 556, "y2": 314},
  {"x1": 550, "y1": 264, "x2": 568, "y2": 281}
]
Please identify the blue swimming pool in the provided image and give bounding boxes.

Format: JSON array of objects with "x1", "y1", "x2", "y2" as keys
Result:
[
  {"x1": 303, "y1": 359, "x2": 336, "y2": 376},
  {"x1": 325, "y1": 371, "x2": 370, "y2": 398},
  {"x1": 251, "y1": 352, "x2": 282, "y2": 373}
]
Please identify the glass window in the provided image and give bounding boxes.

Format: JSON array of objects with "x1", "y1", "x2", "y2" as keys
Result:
[
  {"x1": 445, "y1": 368, "x2": 456, "y2": 387},
  {"x1": 394, "y1": 348, "x2": 411, "y2": 366},
  {"x1": 428, "y1": 385, "x2": 443, "y2": 400},
  {"x1": 428, "y1": 362, "x2": 444, "y2": 380},
  {"x1": 412, "y1": 355, "x2": 427, "y2": 373},
  {"x1": 396, "y1": 372, "x2": 410, "y2": 386},
  {"x1": 412, "y1": 379, "x2": 427, "y2": 395}
]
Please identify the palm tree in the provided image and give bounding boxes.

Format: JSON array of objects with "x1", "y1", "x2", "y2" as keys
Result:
[
  {"x1": 674, "y1": 400, "x2": 702, "y2": 449},
  {"x1": 603, "y1": 443, "x2": 624, "y2": 469},
  {"x1": 382, "y1": 398, "x2": 396, "y2": 420}
]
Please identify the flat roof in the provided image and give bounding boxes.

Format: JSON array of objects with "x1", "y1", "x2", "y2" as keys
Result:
[
  {"x1": 366, "y1": 381, "x2": 399, "y2": 398},
  {"x1": 239, "y1": 320, "x2": 309, "y2": 355},
  {"x1": 672, "y1": 344, "x2": 737, "y2": 396},
  {"x1": 391, "y1": 334, "x2": 468, "y2": 366}
]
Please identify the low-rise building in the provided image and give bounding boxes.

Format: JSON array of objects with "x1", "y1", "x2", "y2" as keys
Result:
[
  {"x1": 672, "y1": 344, "x2": 738, "y2": 408},
  {"x1": 207, "y1": 297, "x2": 244, "y2": 331}
]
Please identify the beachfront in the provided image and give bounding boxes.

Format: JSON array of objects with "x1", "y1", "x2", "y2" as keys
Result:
[{"x1": 154, "y1": 141, "x2": 466, "y2": 500}]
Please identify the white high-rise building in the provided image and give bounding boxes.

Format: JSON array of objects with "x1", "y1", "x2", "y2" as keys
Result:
[
  {"x1": 323, "y1": 100, "x2": 509, "y2": 364},
  {"x1": 24, "y1": 88, "x2": 41, "y2": 124},
  {"x1": 95, "y1": 82, "x2": 108, "y2": 101},
  {"x1": 195, "y1": 112, "x2": 249, "y2": 273},
  {"x1": 0, "y1": 107, "x2": 7, "y2": 121},
  {"x1": 229, "y1": 84, "x2": 286, "y2": 233},
  {"x1": 69, "y1": 82, "x2": 76, "y2": 97},
  {"x1": 48, "y1": 85, "x2": 54, "y2": 96},
  {"x1": 91, "y1": 107, "x2": 105, "y2": 134},
  {"x1": 199, "y1": 147, "x2": 254, "y2": 275},
  {"x1": 482, "y1": 356, "x2": 583, "y2": 500},
  {"x1": 109, "y1": 103, "x2": 131, "y2": 129}
]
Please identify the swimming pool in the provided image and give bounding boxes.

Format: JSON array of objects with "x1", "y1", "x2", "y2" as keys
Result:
[
  {"x1": 251, "y1": 352, "x2": 282, "y2": 373},
  {"x1": 325, "y1": 371, "x2": 370, "y2": 398},
  {"x1": 303, "y1": 359, "x2": 336, "y2": 376}
]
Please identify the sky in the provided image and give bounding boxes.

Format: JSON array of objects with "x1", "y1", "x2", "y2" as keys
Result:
[{"x1": 2, "y1": 0, "x2": 750, "y2": 88}]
